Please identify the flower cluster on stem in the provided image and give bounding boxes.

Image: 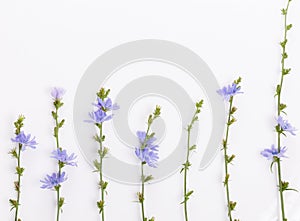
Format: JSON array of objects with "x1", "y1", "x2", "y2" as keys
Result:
[
  {"x1": 9, "y1": 115, "x2": 37, "y2": 221},
  {"x1": 217, "y1": 77, "x2": 242, "y2": 221},
  {"x1": 135, "y1": 105, "x2": 161, "y2": 221},
  {"x1": 180, "y1": 100, "x2": 203, "y2": 221},
  {"x1": 86, "y1": 87, "x2": 119, "y2": 221},
  {"x1": 261, "y1": 1, "x2": 296, "y2": 220},
  {"x1": 40, "y1": 87, "x2": 77, "y2": 221}
]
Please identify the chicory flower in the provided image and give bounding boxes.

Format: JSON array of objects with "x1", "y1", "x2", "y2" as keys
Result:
[{"x1": 11, "y1": 131, "x2": 37, "y2": 151}]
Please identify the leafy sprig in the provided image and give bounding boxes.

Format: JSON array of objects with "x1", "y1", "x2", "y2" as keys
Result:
[
  {"x1": 217, "y1": 77, "x2": 242, "y2": 221},
  {"x1": 9, "y1": 115, "x2": 37, "y2": 221},
  {"x1": 272, "y1": 1, "x2": 295, "y2": 220},
  {"x1": 181, "y1": 100, "x2": 203, "y2": 221},
  {"x1": 135, "y1": 106, "x2": 161, "y2": 221},
  {"x1": 86, "y1": 87, "x2": 119, "y2": 220}
]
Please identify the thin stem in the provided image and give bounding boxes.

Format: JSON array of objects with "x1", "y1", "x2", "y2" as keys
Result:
[
  {"x1": 56, "y1": 187, "x2": 60, "y2": 221},
  {"x1": 183, "y1": 128, "x2": 191, "y2": 221},
  {"x1": 99, "y1": 123, "x2": 105, "y2": 221},
  {"x1": 54, "y1": 105, "x2": 63, "y2": 221},
  {"x1": 276, "y1": 1, "x2": 291, "y2": 220},
  {"x1": 141, "y1": 163, "x2": 145, "y2": 221},
  {"x1": 14, "y1": 144, "x2": 22, "y2": 221},
  {"x1": 139, "y1": 123, "x2": 150, "y2": 221},
  {"x1": 55, "y1": 107, "x2": 60, "y2": 150},
  {"x1": 276, "y1": 158, "x2": 285, "y2": 220},
  {"x1": 181, "y1": 102, "x2": 203, "y2": 221},
  {"x1": 138, "y1": 108, "x2": 161, "y2": 221},
  {"x1": 54, "y1": 105, "x2": 61, "y2": 221},
  {"x1": 223, "y1": 98, "x2": 233, "y2": 221}
]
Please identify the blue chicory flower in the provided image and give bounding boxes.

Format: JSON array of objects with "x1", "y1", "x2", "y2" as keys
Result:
[
  {"x1": 11, "y1": 131, "x2": 37, "y2": 151},
  {"x1": 135, "y1": 131, "x2": 159, "y2": 168},
  {"x1": 217, "y1": 83, "x2": 243, "y2": 101},
  {"x1": 261, "y1": 144, "x2": 287, "y2": 160},
  {"x1": 51, "y1": 149, "x2": 77, "y2": 166},
  {"x1": 40, "y1": 172, "x2": 67, "y2": 189},
  {"x1": 85, "y1": 109, "x2": 112, "y2": 124},
  {"x1": 94, "y1": 97, "x2": 119, "y2": 111},
  {"x1": 136, "y1": 131, "x2": 158, "y2": 151},
  {"x1": 277, "y1": 115, "x2": 296, "y2": 135},
  {"x1": 51, "y1": 87, "x2": 65, "y2": 100}
]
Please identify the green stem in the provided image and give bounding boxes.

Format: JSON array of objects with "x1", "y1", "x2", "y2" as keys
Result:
[
  {"x1": 139, "y1": 124, "x2": 150, "y2": 221},
  {"x1": 139, "y1": 119, "x2": 154, "y2": 221},
  {"x1": 99, "y1": 123, "x2": 105, "y2": 221},
  {"x1": 56, "y1": 187, "x2": 60, "y2": 221},
  {"x1": 141, "y1": 163, "x2": 146, "y2": 221},
  {"x1": 54, "y1": 106, "x2": 62, "y2": 221},
  {"x1": 276, "y1": 158, "x2": 285, "y2": 220},
  {"x1": 14, "y1": 144, "x2": 22, "y2": 221},
  {"x1": 223, "y1": 98, "x2": 233, "y2": 221},
  {"x1": 138, "y1": 109, "x2": 160, "y2": 221},
  {"x1": 276, "y1": 1, "x2": 291, "y2": 220},
  {"x1": 55, "y1": 107, "x2": 60, "y2": 150},
  {"x1": 181, "y1": 102, "x2": 202, "y2": 221},
  {"x1": 183, "y1": 128, "x2": 191, "y2": 221}
]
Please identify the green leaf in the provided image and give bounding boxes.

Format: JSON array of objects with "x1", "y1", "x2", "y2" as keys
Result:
[
  {"x1": 97, "y1": 200, "x2": 104, "y2": 213},
  {"x1": 143, "y1": 175, "x2": 154, "y2": 183},
  {"x1": 58, "y1": 197, "x2": 65, "y2": 208},
  {"x1": 53, "y1": 127, "x2": 58, "y2": 138},
  {"x1": 196, "y1": 100, "x2": 204, "y2": 109},
  {"x1": 275, "y1": 125, "x2": 282, "y2": 133},
  {"x1": 153, "y1": 105, "x2": 161, "y2": 117},
  {"x1": 14, "y1": 181, "x2": 20, "y2": 192},
  {"x1": 280, "y1": 39, "x2": 287, "y2": 48},
  {"x1": 51, "y1": 111, "x2": 57, "y2": 119},
  {"x1": 270, "y1": 160, "x2": 277, "y2": 173},
  {"x1": 189, "y1": 145, "x2": 197, "y2": 151},
  {"x1": 9, "y1": 148, "x2": 18, "y2": 158},
  {"x1": 54, "y1": 185, "x2": 61, "y2": 191},
  {"x1": 229, "y1": 201, "x2": 237, "y2": 211},
  {"x1": 222, "y1": 139, "x2": 227, "y2": 149},
  {"x1": 276, "y1": 84, "x2": 281, "y2": 95},
  {"x1": 181, "y1": 190, "x2": 194, "y2": 204},
  {"x1": 287, "y1": 24, "x2": 292, "y2": 30},
  {"x1": 280, "y1": 181, "x2": 298, "y2": 192},
  {"x1": 223, "y1": 174, "x2": 230, "y2": 186},
  {"x1": 55, "y1": 101, "x2": 64, "y2": 109},
  {"x1": 9, "y1": 199, "x2": 18, "y2": 211},
  {"x1": 282, "y1": 52, "x2": 288, "y2": 59},
  {"x1": 99, "y1": 181, "x2": 108, "y2": 190},
  {"x1": 93, "y1": 160, "x2": 100, "y2": 172},
  {"x1": 97, "y1": 88, "x2": 110, "y2": 100},
  {"x1": 99, "y1": 147, "x2": 109, "y2": 158},
  {"x1": 226, "y1": 154, "x2": 235, "y2": 164},
  {"x1": 230, "y1": 106, "x2": 237, "y2": 114},
  {"x1": 182, "y1": 161, "x2": 191, "y2": 171},
  {"x1": 137, "y1": 192, "x2": 144, "y2": 203},
  {"x1": 93, "y1": 134, "x2": 101, "y2": 143},
  {"x1": 283, "y1": 68, "x2": 291, "y2": 75},
  {"x1": 234, "y1": 77, "x2": 242, "y2": 85},
  {"x1": 58, "y1": 119, "x2": 65, "y2": 128},
  {"x1": 16, "y1": 167, "x2": 24, "y2": 176},
  {"x1": 186, "y1": 190, "x2": 194, "y2": 197},
  {"x1": 279, "y1": 103, "x2": 287, "y2": 112},
  {"x1": 228, "y1": 117, "x2": 236, "y2": 126},
  {"x1": 147, "y1": 114, "x2": 153, "y2": 124}
]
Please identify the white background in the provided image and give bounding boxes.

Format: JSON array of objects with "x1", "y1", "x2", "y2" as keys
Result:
[{"x1": 1, "y1": 0, "x2": 300, "y2": 220}]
